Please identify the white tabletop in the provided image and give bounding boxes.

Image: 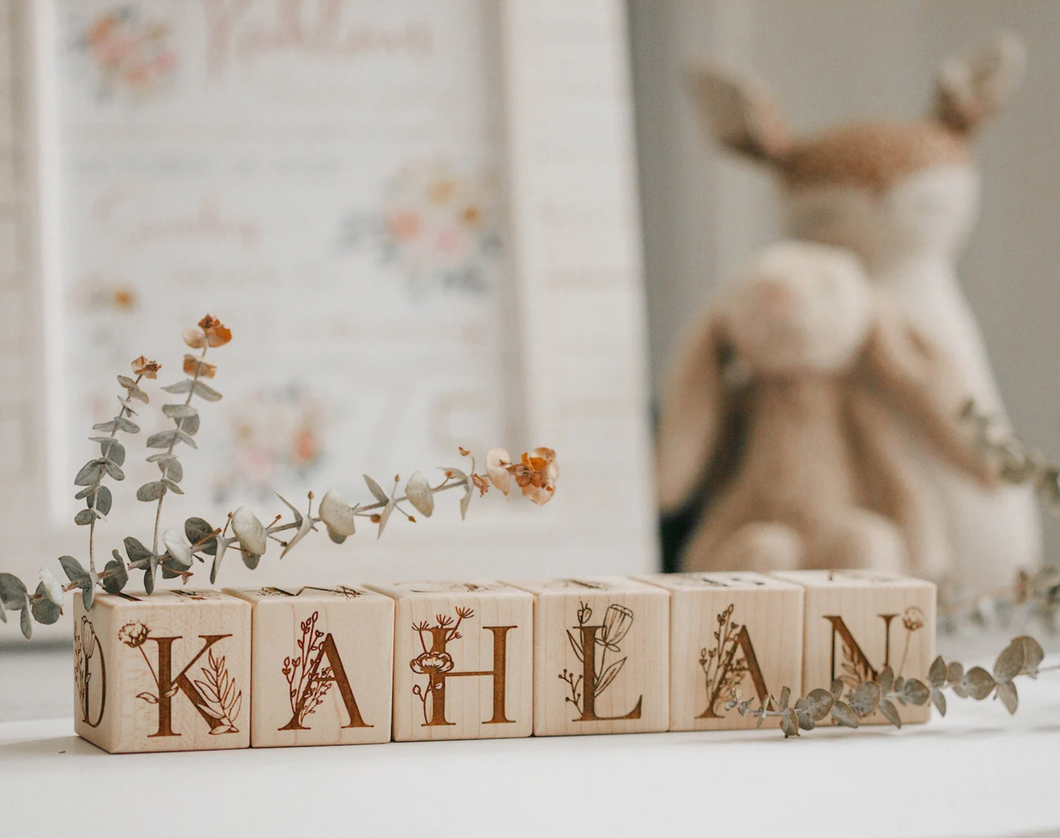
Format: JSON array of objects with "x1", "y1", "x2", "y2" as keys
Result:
[{"x1": 2, "y1": 637, "x2": 1059, "y2": 838}]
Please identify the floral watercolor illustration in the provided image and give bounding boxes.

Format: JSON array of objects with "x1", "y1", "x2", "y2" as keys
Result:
[
  {"x1": 74, "y1": 6, "x2": 178, "y2": 101},
  {"x1": 339, "y1": 159, "x2": 502, "y2": 297},
  {"x1": 212, "y1": 383, "x2": 325, "y2": 503}
]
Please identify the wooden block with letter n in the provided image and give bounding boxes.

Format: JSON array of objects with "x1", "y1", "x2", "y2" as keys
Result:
[
  {"x1": 365, "y1": 581, "x2": 534, "y2": 742},
  {"x1": 226, "y1": 585, "x2": 394, "y2": 748},
  {"x1": 510, "y1": 577, "x2": 669, "y2": 736},
  {"x1": 639, "y1": 572, "x2": 803, "y2": 731},
  {"x1": 72, "y1": 590, "x2": 251, "y2": 753},
  {"x1": 773, "y1": 570, "x2": 936, "y2": 725}
]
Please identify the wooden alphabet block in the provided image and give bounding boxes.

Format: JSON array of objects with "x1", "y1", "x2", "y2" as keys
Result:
[
  {"x1": 639, "y1": 572, "x2": 803, "y2": 731},
  {"x1": 226, "y1": 585, "x2": 394, "y2": 748},
  {"x1": 772, "y1": 570, "x2": 936, "y2": 725},
  {"x1": 73, "y1": 590, "x2": 251, "y2": 753},
  {"x1": 365, "y1": 581, "x2": 534, "y2": 742},
  {"x1": 510, "y1": 577, "x2": 669, "y2": 737}
]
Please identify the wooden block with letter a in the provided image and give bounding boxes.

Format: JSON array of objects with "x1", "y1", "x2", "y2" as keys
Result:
[
  {"x1": 365, "y1": 581, "x2": 534, "y2": 742},
  {"x1": 226, "y1": 585, "x2": 394, "y2": 748},
  {"x1": 72, "y1": 590, "x2": 251, "y2": 753},
  {"x1": 639, "y1": 572, "x2": 803, "y2": 731},
  {"x1": 772, "y1": 570, "x2": 936, "y2": 725},
  {"x1": 509, "y1": 577, "x2": 669, "y2": 736}
]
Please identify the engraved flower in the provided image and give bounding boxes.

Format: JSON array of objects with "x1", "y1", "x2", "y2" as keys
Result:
[
  {"x1": 118, "y1": 620, "x2": 149, "y2": 648},
  {"x1": 598, "y1": 604, "x2": 634, "y2": 651},
  {"x1": 131, "y1": 355, "x2": 161, "y2": 379},
  {"x1": 902, "y1": 606, "x2": 925, "y2": 633},
  {"x1": 410, "y1": 651, "x2": 455, "y2": 674},
  {"x1": 79, "y1": 617, "x2": 96, "y2": 655}
]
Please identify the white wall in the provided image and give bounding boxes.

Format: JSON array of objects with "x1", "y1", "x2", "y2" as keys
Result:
[{"x1": 630, "y1": 0, "x2": 1060, "y2": 563}]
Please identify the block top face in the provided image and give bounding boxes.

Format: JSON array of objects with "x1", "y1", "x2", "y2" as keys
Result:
[
  {"x1": 93, "y1": 590, "x2": 247, "y2": 609},
  {"x1": 508, "y1": 576, "x2": 665, "y2": 596},
  {"x1": 226, "y1": 585, "x2": 388, "y2": 604},
  {"x1": 639, "y1": 571, "x2": 803, "y2": 592},
  {"x1": 366, "y1": 580, "x2": 531, "y2": 600},
  {"x1": 771, "y1": 570, "x2": 935, "y2": 591}
]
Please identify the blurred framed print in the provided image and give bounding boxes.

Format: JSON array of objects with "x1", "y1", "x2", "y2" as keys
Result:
[{"x1": 0, "y1": 0, "x2": 656, "y2": 634}]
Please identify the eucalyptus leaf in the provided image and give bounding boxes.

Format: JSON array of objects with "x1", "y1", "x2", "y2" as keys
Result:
[
  {"x1": 74, "y1": 485, "x2": 95, "y2": 500},
  {"x1": 878, "y1": 698, "x2": 902, "y2": 729},
  {"x1": 209, "y1": 538, "x2": 230, "y2": 585},
  {"x1": 20, "y1": 601, "x2": 31, "y2": 639},
  {"x1": 74, "y1": 509, "x2": 96, "y2": 526},
  {"x1": 143, "y1": 566, "x2": 155, "y2": 595},
  {"x1": 136, "y1": 481, "x2": 166, "y2": 502},
  {"x1": 962, "y1": 667, "x2": 996, "y2": 701},
  {"x1": 58, "y1": 556, "x2": 90, "y2": 586},
  {"x1": 191, "y1": 380, "x2": 223, "y2": 402},
  {"x1": 363, "y1": 474, "x2": 389, "y2": 504},
  {"x1": 994, "y1": 636, "x2": 1044, "y2": 682},
  {"x1": 997, "y1": 680, "x2": 1018, "y2": 715},
  {"x1": 74, "y1": 460, "x2": 103, "y2": 487},
  {"x1": 803, "y1": 688, "x2": 834, "y2": 721},
  {"x1": 876, "y1": 665, "x2": 895, "y2": 693},
  {"x1": 162, "y1": 380, "x2": 193, "y2": 394},
  {"x1": 87, "y1": 486, "x2": 112, "y2": 517},
  {"x1": 146, "y1": 430, "x2": 178, "y2": 449},
  {"x1": 849, "y1": 681, "x2": 881, "y2": 717},
  {"x1": 147, "y1": 452, "x2": 178, "y2": 464},
  {"x1": 176, "y1": 429, "x2": 197, "y2": 449},
  {"x1": 929, "y1": 656, "x2": 947, "y2": 688},
  {"x1": 931, "y1": 688, "x2": 947, "y2": 717},
  {"x1": 178, "y1": 413, "x2": 200, "y2": 436},
  {"x1": 31, "y1": 582, "x2": 62, "y2": 625},
  {"x1": 92, "y1": 420, "x2": 118, "y2": 433},
  {"x1": 780, "y1": 708, "x2": 799, "y2": 738},
  {"x1": 113, "y1": 416, "x2": 140, "y2": 434},
  {"x1": 405, "y1": 471, "x2": 434, "y2": 518},
  {"x1": 185, "y1": 517, "x2": 217, "y2": 554},
  {"x1": 162, "y1": 479, "x2": 184, "y2": 495},
  {"x1": 328, "y1": 530, "x2": 347, "y2": 545},
  {"x1": 901, "y1": 678, "x2": 930, "y2": 707},
  {"x1": 162, "y1": 404, "x2": 198, "y2": 419},
  {"x1": 102, "y1": 460, "x2": 125, "y2": 481},
  {"x1": 124, "y1": 537, "x2": 152, "y2": 564},
  {"x1": 241, "y1": 550, "x2": 261, "y2": 571},
  {"x1": 830, "y1": 701, "x2": 859, "y2": 729},
  {"x1": 0, "y1": 572, "x2": 28, "y2": 610},
  {"x1": 93, "y1": 439, "x2": 125, "y2": 466},
  {"x1": 102, "y1": 552, "x2": 129, "y2": 594}
]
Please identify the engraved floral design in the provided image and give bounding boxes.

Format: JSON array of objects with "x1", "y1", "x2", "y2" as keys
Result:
[
  {"x1": 282, "y1": 611, "x2": 333, "y2": 727},
  {"x1": 410, "y1": 608, "x2": 474, "y2": 725},
  {"x1": 74, "y1": 616, "x2": 101, "y2": 723},
  {"x1": 559, "y1": 602, "x2": 634, "y2": 714},
  {"x1": 699, "y1": 605, "x2": 749, "y2": 718},
  {"x1": 118, "y1": 620, "x2": 149, "y2": 649},
  {"x1": 195, "y1": 649, "x2": 242, "y2": 734}
]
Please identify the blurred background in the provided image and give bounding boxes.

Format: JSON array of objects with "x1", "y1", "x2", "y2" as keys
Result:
[{"x1": 1, "y1": 0, "x2": 1058, "y2": 653}]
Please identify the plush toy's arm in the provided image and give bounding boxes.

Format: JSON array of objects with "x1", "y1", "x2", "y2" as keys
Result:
[
  {"x1": 656, "y1": 311, "x2": 727, "y2": 514},
  {"x1": 863, "y1": 298, "x2": 998, "y2": 488}
]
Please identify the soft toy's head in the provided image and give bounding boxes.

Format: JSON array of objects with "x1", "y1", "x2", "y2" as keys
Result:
[
  {"x1": 687, "y1": 33, "x2": 1024, "y2": 269},
  {"x1": 719, "y1": 241, "x2": 872, "y2": 375}
]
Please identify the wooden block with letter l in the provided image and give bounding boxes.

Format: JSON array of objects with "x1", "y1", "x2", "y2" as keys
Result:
[
  {"x1": 772, "y1": 570, "x2": 936, "y2": 725},
  {"x1": 226, "y1": 585, "x2": 394, "y2": 748},
  {"x1": 365, "y1": 581, "x2": 534, "y2": 742},
  {"x1": 639, "y1": 572, "x2": 803, "y2": 731},
  {"x1": 509, "y1": 577, "x2": 669, "y2": 737},
  {"x1": 72, "y1": 589, "x2": 251, "y2": 753}
]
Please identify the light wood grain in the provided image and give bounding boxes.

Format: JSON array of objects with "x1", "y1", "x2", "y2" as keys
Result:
[
  {"x1": 365, "y1": 581, "x2": 534, "y2": 742},
  {"x1": 773, "y1": 570, "x2": 936, "y2": 724},
  {"x1": 73, "y1": 590, "x2": 251, "y2": 753},
  {"x1": 639, "y1": 572, "x2": 803, "y2": 731},
  {"x1": 509, "y1": 577, "x2": 669, "y2": 736},
  {"x1": 226, "y1": 586, "x2": 394, "y2": 748}
]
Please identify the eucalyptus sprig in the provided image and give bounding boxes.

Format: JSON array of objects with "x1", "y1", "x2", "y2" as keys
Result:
[
  {"x1": 0, "y1": 315, "x2": 559, "y2": 639},
  {"x1": 731, "y1": 635, "x2": 1052, "y2": 738}
]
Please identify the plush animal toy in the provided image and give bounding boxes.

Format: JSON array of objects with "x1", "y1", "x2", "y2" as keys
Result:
[
  {"x1": 657, "y1": 241, "x2": 996, "y2": 577},
  {"x1": 686, "y1": 34, "x2": 1038, "y2": 588}
]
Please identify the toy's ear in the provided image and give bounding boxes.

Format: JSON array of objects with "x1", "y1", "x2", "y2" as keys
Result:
[
  {"x1": 686, "y1": 62, "x2": 792, "y2": 165},
  {"x1": 934, "y1": 32, "x2": 1026, "y2": 135},
  {"x1": 656, "y1": 310, "x2": 728, "y2": 514},
  {"x1": 862, "y1": 294, "x2": 995, "y2": 487}
]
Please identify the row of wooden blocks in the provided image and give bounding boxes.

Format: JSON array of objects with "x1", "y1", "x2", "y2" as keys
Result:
[{"x1": 72, "y1": 570, "x2": 936, "y2": 752}]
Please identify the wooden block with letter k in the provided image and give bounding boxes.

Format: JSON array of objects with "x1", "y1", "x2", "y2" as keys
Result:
[
  {"x1": 227, "y1": 585, "x2": 394, "y2": 748},
  {"x1": 640, "y1": 572, "x2": 803, "y2": 731},
  {"x1": 73, "y1": 590, "x2": 251, "y2": 753},
  {"x1": 773, "y1": 570, "x2": 936, "y2": 725},
  {"x1": 366, "y1": 581, "x2": 534, "y2": 742}
]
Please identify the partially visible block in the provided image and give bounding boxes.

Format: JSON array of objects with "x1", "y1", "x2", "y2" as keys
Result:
[
  {"x1": 510, "y1": 577, "x2": 669, "y2": 737},
  {"x1": 73, "y1": 590, "x2": 250, "y2": 753},
  {"x1": 639, "y1": 572, "x2": 803, "y2": 731},
  {"x1": 365, "y1": 581, "x2": 534, "y2": 742},
  {"x1": 226, "y1": 585, "x2": 394, "y2": 748},
  {"x1": 773, "y1": 570, "x2": 936, "y2": 725}
]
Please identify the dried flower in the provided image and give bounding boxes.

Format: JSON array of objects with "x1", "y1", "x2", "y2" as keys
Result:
[
  {"x1": 507, "y1": 448, "x2": 559, "y2": 505},
  {"x1": 184, "y1": 315, "x2": 232, "y2": 349},
  {"x1": 118, "y1": 620, "x2": 149, "y2": 648},
  {"x1": 486, "y1": 448, "x2": 511, "y2": 497},
  {"x1": 131, "y1": 355, "x2": 161, "y2": 378},
  {"x1": 183, "y1": 354, "x2": 217, "y2": 379}
]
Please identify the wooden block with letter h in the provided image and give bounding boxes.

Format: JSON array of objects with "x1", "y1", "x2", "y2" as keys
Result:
[
  {"x1": 73, "y1": 590, "x2": 250, "y2": 753},
  {"x1": 773, "y1": 570, "x2": 936, "y2": 725},
  {"x1": 226, "y1": 585, "x2": 394, "y2": 748},
  {"x1": 511, "y1": 577, "x2": 669, "y2": 736},
  {"x1": 366, "y1": 581, "x2": 534, "y2": 742},
  {"x1": 640, "y1": 572, "x2": 803, "y2": 731}
]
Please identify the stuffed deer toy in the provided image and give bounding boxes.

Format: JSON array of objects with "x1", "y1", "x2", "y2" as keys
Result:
[
  {"x1": 657, "y1": 241, "x2": 996, "y2": 577},
  {"x1": 686, "y1": 33, "x2": 1038, "y2": 588}
]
